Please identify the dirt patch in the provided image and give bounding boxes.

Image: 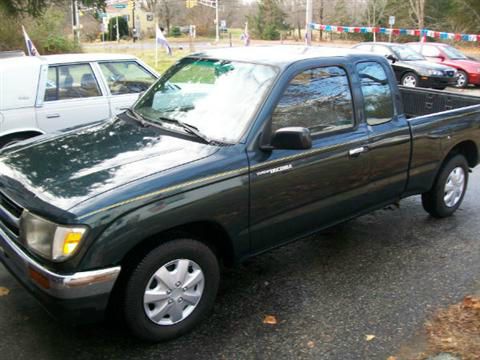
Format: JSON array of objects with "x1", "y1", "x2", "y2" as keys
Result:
[
  {"x1": 396, "y1": 296, "x2": 480, "y2": 360},
  {"x1": 421, "y1": 296, "x2": 480, "y2": 360}
]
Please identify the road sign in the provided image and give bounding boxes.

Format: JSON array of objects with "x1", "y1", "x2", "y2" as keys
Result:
[
  {"x1": 113, "y1": 4, "x2": 127, "y2": 9},
  {"x1": 389, "y1": 16, "x2": 395, "y2": 26}
]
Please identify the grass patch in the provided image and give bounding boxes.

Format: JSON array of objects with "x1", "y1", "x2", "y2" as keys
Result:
[{"x1": 83, "y1": 43, "x2": 190, "y2": 74}]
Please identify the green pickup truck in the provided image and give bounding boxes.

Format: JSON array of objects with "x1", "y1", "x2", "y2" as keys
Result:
[{"x1": 1, "y1": 46, "x2": 480, "y2": 341}]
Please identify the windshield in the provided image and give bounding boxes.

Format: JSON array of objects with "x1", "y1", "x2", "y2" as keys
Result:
[
  {"x1": 442, "y1": 46, "x2": 468, "y2": 60},
  {"x1": 391, "y1": 45, "x2": 424, "y2": 61},
  {"x1": 134, "y1": 58, "x2": 278, "y2": 143}
]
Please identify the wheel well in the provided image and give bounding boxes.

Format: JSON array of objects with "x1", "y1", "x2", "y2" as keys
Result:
[
  {"x1": 447, "y1": 140, "x2": 478, "y2": 168},
  {"x1": 120, "y1": 221, "x2": 236, "y2": 271},
  {"x1": 0, "y1": 131, "x2": 42, "y2": 147}
]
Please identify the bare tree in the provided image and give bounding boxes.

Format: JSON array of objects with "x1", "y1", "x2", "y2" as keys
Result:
[
  {"x1": 365, "y1": 0, "x2": 387, "y2": 41},
  {"x1": 408, "y1": 0, "x2": 425, "y2": 29}
]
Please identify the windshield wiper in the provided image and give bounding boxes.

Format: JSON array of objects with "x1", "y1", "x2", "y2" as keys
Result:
[
  {"x1": 156, "y1": 116, "x2": 213, "y2": 144},
  {"x1": 126, "y1": 108, "x2": 150, "y2": 127}
]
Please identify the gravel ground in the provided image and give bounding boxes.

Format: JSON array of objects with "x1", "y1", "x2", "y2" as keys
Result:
[{"x1": 1, "y1": 169, "x2": 480, "y2": 360}]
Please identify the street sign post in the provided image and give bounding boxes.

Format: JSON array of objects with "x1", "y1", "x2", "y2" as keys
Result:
[{"x1": 388, "y1": 16, "x2": 395, "y2": 42}]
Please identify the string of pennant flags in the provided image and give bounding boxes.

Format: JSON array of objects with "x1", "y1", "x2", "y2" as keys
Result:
[{"x1": 309, "y1": 23, "x2": 480, "y2": 42}]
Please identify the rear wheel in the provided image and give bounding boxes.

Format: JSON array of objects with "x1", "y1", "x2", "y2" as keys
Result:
[
  {"x1": 123, "y1": 238, "x2": 220, "y2": 342},
  {"x1": 401, "y1": 72, "x2": 419, "y2": 87},
  {"x1": 422, "y1": 154, "x2": 469, "y2": 218},
  {"x1": 455, "y1": 70, "x2": 468, "y2": 88}
]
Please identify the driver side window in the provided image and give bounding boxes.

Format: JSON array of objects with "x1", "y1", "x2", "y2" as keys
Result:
[
  {"x1": 99, "y1": 61, "x2": 156, "y2": 95},
  {"x1": 271, "y1": 66, "x2": 354, "y2": 135}
]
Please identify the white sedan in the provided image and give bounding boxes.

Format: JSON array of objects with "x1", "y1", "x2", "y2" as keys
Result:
[{"x1": 0, "y1": 53, "x2": 159, "y2": 147}]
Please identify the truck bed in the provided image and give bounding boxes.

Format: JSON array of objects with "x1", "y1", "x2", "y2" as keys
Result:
[{"x1": 400, "y1": 86, "x2": 480, "y2": 118}]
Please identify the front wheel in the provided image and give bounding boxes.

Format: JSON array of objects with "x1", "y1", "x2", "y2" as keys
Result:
[
  {"x1": 422, "y1": 154, "x2": 469, "y2": 218},
  {"x1": 123, "y1": 238, "x2": 220, "y2": 342},
  {"x1": 401, "y1": 72, "x2": 419, "y2": 87},
  {"x1": 455, "y1": 70, "x2": 468, "y2": 88}
]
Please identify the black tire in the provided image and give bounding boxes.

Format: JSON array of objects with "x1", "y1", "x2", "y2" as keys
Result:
[
  {"x1": 0, "y1": 136, "x2": 26, "y2": 148},
  {"x1": 455, "y1": 70, "x2": 468, "y2": 88},
  {"x1": 422, "y1": 154, "x2": 469, "y2": 218},
  {"x1": 123, "y1": 238, "x2": 220, "y2": 342},
  {"x1": 401, "y1": 72, "x2": 419, "y2": 87}
]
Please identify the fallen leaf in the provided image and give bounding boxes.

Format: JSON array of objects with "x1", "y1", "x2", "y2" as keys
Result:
[
  {"x1": 463, "y1": 296, "x2": 480, "y2": 310},
  {"x1": 307, "y1": 340, "x2": 315, "y2": 348},
  {"x1": 365, "y1": 334, "x2": 376, "y2": 341},
  {"x1": 263, "y1": 315, "x2": 277, "y2": 325},
  {"x1": 0, "y1": 287, "x2": 9, "y2": 297}
]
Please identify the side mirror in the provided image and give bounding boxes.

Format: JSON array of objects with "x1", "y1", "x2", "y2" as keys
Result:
[
  {"x1": 267, "y1": 127, "x2": 312, "y2": 150},
  {"x1": 438, "y1": 55, "x2": 445, "y2": 61},
  {"x1": 386, "y1": 54, "x2": 398, "y2": 63}
]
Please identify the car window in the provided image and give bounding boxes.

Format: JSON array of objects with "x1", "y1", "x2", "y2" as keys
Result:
[
  {"x1": 372, "y1": 45, "x2": 392, "y2": 57},
  {"x1": 99, "y1": 61, "x2": 157, "y2": 95},
  {"x1": 271, "y1": 66, "x2": 354, "y2": 134},
  {"x1": 421, "y1": 45, "x2": 441, "y2": 57},
  {"x1": 356, "y1": 62, "x2": 394, "y2": 126},
  {"x1": 442, "y1": 46, "x2": 468, "y2": 60},
  {"x1": 355, "y1": 44, "x2": 372, "y2": 52},
  {"x1": 44, "y1": 64, "x2": 101, "y2": 101}
]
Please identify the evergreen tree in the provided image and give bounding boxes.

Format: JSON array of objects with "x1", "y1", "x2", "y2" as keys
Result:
[{"x1": 249, "y1": 0, "x2": 288, "y2": 40}]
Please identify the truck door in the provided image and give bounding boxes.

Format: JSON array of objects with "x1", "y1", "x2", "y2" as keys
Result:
[
  {"x1": 248, "y1": 64, "x2": 371, "y2": 252},
  {"x1": 36, "y1": 63, "x2": 110, "y2": 132},
  {"x1": 355, "y1": 61, "x2": 411, "y2": 205}
]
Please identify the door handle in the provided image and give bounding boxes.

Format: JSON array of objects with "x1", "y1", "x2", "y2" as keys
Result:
[
  {"x1": 348, "y1": 146, "x2": 368, "y2": 158},
  {"x1": 46, "y1": 113, "x2": 60, "y2": 119}
]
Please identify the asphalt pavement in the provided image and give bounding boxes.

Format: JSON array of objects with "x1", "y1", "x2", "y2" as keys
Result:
[{"x1": 1, "y1": 171, "x2": 480, "y2": 360}]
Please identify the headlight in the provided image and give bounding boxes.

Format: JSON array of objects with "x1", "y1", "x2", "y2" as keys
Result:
[
  {"x1": 426, "y1": 69, "x2": 443, "y2": 77},
  {"x1": 20, "y1": 210, "x2": 87, "y2": 261}
]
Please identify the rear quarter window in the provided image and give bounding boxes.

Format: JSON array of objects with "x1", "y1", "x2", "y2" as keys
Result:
[{"x1": 356, "y1": 62, "x2": 395, "y2": 126}]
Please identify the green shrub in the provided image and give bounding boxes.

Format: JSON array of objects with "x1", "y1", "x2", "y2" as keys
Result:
[
  {"x1": 0, "y1": 6, "x2": 81, "y2": 54},
  {"x1": 169, "y1": 26, "x2": 182, "y2": 37},
  {"x1": 262, "y1": 24, "x2": 280, "y2": 40}
]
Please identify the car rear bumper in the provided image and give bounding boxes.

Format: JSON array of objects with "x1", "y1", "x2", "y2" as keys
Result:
[{"x1": 0, "y1": 225, "x2": 121, "y2": 323}]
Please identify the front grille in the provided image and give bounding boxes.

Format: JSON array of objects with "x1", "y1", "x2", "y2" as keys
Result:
[{"x1": 0, "y1": 191, "x2": 23, "y2": 237}]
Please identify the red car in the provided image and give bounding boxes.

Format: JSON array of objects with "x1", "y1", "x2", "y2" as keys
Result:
[{"x1": 407, "y1": 42, "x2": 480, "y2": 88}]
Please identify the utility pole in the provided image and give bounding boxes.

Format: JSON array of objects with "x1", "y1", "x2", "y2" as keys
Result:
[
  {"x1": 72, "y1": 0, "x2": 81, "y2": 43},
  {"x1": 116, "y1": 16, "x2": 120, "y2": 43},
  {"x1": 215, "y1": 0, "x2": 219, "y2": 43},
  {"x1": 132, "y1": 0, "x2": 136, "y2": 42},
  {"x1": 305, "y1": 0, "x2": 312, "y2": 45}
]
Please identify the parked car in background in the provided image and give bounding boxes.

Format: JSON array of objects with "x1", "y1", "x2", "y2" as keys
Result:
[
  {"x1": 407, "y1": 42, "x2": 480, "y2": 88},
  {"x1": 0, "y1": 53, "x2": 158, "y2": 147},
  {"x1": 353, "y1": 42, "x2": 457, "y2": 89}
]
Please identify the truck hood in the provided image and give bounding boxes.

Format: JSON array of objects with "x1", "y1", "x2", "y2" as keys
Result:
[{"x1": 0, "y1": 116, "x2": 219, "y2": 211}]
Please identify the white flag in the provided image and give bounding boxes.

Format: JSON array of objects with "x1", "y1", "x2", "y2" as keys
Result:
[
  {"x1": 22, "y1": 25, "x2": 39, "y2": 56},
  {"x1": 156, "y1": 26, "x2": 172, "y2": 56}
]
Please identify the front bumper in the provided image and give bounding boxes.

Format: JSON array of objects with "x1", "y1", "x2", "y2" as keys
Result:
[
  {"x1": 0, "y1": 225, "x2": 121, "y2": 323},
  {"x1": 467, "y1": 72, "x2": 480, "y2": 85},
  {"x1": 419, "y1": 75, "x2": 457, "y2": 88}
]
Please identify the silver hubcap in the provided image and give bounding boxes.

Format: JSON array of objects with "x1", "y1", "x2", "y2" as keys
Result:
[
  {"x1": 444, "y1": 167, "x2": 465, "y2": 208},
  {"x1": 143, "y1": 259, "x2": 205, "y2": 325},
  {"x1": 403, "y1": 75, "x2": 417, "y2": 87},
  {"x1": 456, "y1": 73, "x2": 467, "y2": 87}
]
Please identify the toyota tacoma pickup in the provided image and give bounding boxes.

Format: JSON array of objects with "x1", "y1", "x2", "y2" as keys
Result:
[{"x1": 0, "y1": 46, "x2": 480, "y2": 342}]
